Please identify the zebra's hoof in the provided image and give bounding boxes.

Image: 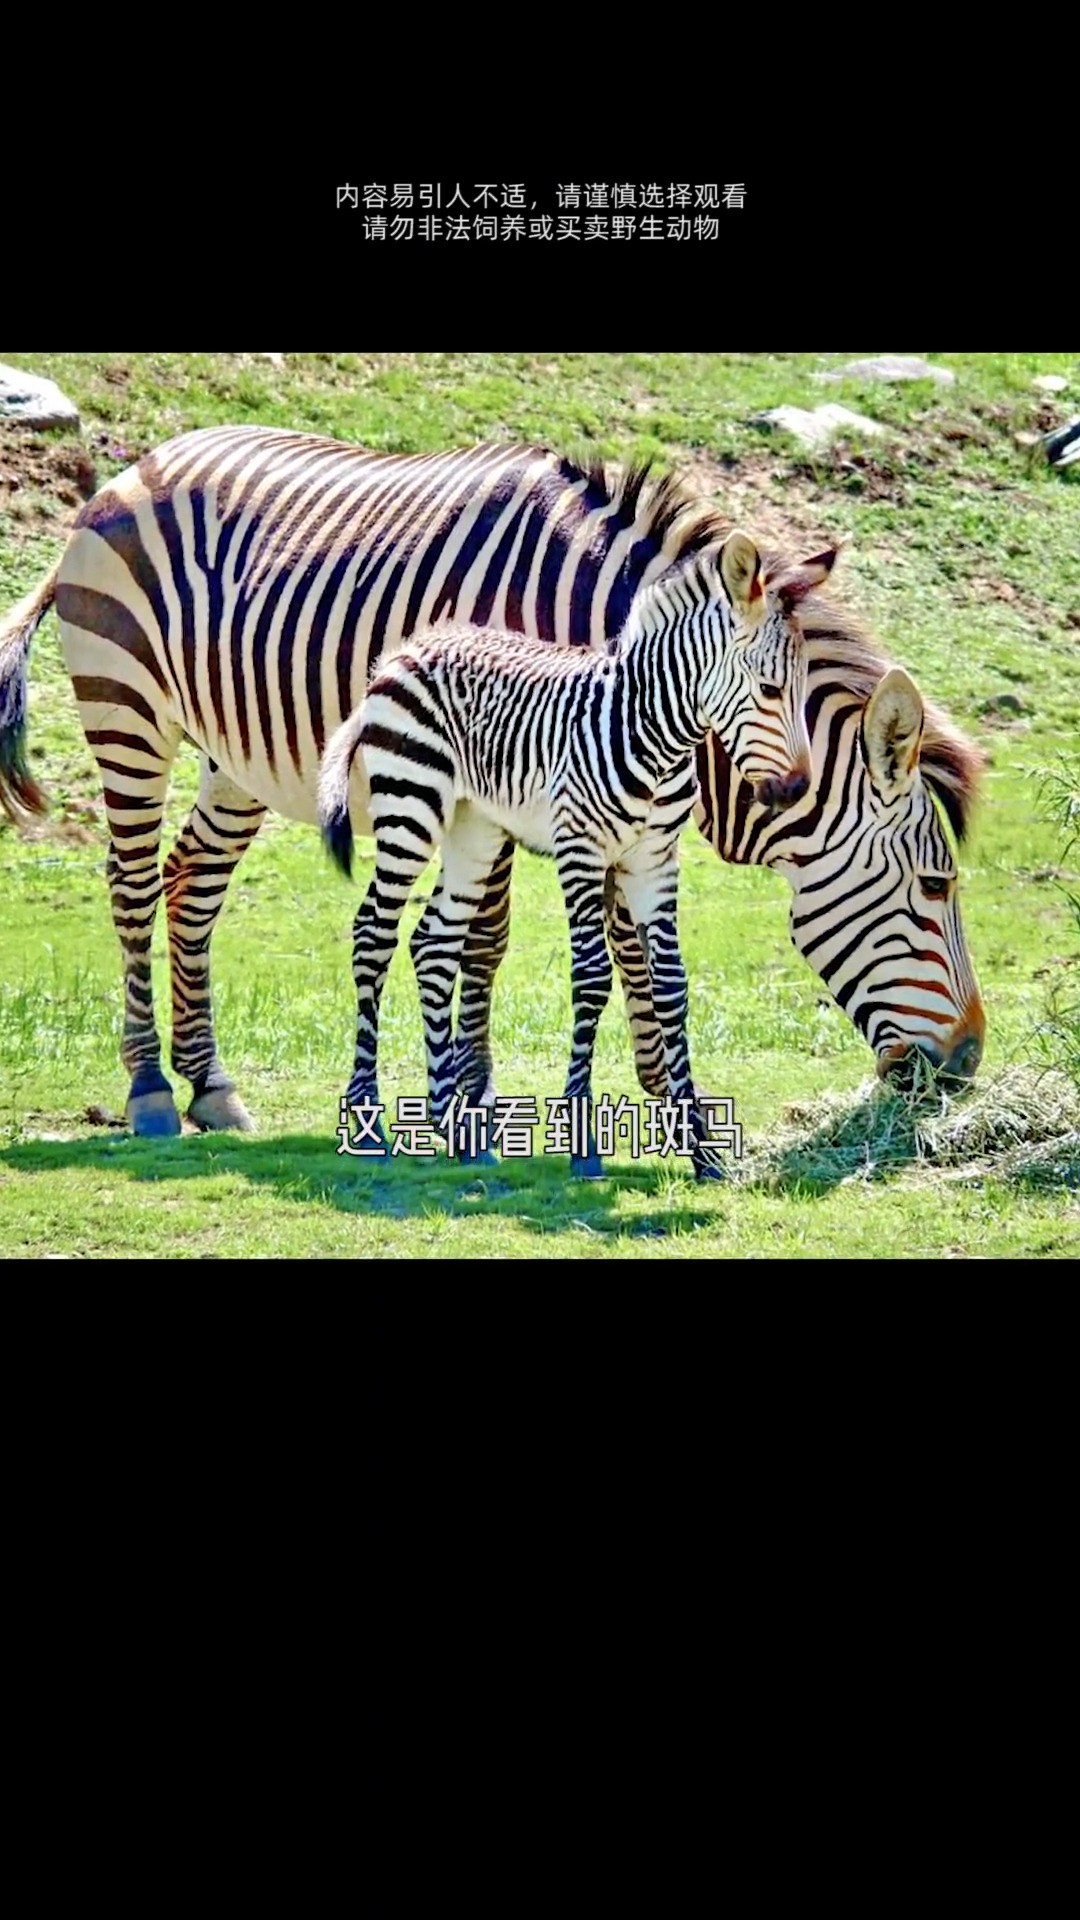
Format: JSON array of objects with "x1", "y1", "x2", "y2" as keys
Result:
[
  {"x1": 456, "y1": 1147, "x2": 498, "y2": 1167},
  {"x1": 456, "y1": 1072, "x2": 497, "y2": 1109},
  {"x1": 571, "y1": 1153, "x2": 605, "y2": 1181},
  {"x1": 188, "y1": 1087, "x2": 257, "y2": 1132},
  {"x1": 126, "y1": 1090, "x2": 183, "y2": 1138},
  {"x1": 694, "y1": 1161, "x2": 726, "y2": 1183}
]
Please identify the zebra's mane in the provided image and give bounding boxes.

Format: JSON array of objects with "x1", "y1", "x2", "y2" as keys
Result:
[
  {"x1": 549, "y1": 449, "x2": 987, "y2": 844},
  {"x1": 570, "y1": 450, "x2": 728, "y2": 557}
]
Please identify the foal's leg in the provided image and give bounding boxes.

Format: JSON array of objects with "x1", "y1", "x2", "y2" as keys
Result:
[
  {"x1": 606, "y1": 872, "x2": 725, "y2": 1116},
  {"x1": 162, "y1": 756, "x2": 266, "y2": 1131},
  {"x1": 553, "y1": 831, "x2": 613, "y2": 1179},
  {"x1": 346, "y1": 828, "x2": 438, "y2": 1147},
  {"x1": 603, "y1": 870, "x2": 667, "y2": 1099},
  {"x1": 410, "y1": 806, "x2": 508, "y2": 1155},
  {"x1": 454, "y1": 836, "x2": 516, "y2": 1106},
  {"x1": 616, "y1": 836, "x2": 723, "y2": 1181}
]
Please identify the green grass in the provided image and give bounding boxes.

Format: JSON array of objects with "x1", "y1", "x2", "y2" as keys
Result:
[{"x1": 1, "y1": 351, "x2": 1077, "y2": 1258}]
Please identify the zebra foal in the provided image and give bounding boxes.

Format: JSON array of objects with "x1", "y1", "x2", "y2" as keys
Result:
[{"x1": 318, "y1": 532, "x2": 836, "y2": 1179}]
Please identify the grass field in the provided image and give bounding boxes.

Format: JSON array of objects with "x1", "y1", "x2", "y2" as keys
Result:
[{"x1": 1, "y1": 350, "x2": 1077, "y2": 1259}]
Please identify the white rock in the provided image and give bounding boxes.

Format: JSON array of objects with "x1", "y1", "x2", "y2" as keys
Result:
[
  {"x1": 819, "y1": 355, "x2": 955, "y2": 386},
  {"x1": 1032, "y1": 374, "x2": 1068, "y2": 393},
  {"x1": 0, "y1": 362, "x2": 81, "y2": 428},
  {"x1": 753, "y1": 403, "x2": 885, "y2": 452}
]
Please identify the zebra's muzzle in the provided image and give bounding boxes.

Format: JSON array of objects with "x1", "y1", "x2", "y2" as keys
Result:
[
  {"x1": 938, "y1": 1032, "x2": 982, "y2": 1081},
  {"x1": 754, "y1": 768, "x2": 810, "y2": 810},
  {"x1": 876, "y1": 1019, "x2": 985, "y2": 1088}
]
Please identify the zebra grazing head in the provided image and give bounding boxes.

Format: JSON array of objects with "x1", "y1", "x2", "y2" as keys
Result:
[{"x1": 784, "y1": 664, "x2": 986, "y2": 1084}]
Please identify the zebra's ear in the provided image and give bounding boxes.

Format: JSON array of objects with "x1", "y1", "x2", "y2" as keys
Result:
[
  {"x1": 720, "y1": 529, "x2": 765, "y2": 622},
  {"x1": 861, "y1": 667, "x2": 924, "y2": 802},
  {"x1": 769, "y1": 541, "x2": 844, "y2": 615}
]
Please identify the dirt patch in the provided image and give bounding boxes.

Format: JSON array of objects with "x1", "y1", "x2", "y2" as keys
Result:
[
  {"x1": 1, "y1": 798, "x2": 104, "y2": 849},
  {"x1": 677, "y1": 449, "x2": 845, "y2": 548},
  {"x1": 1029, "y1": 401, "x2": 1068, "y2": 436},
  {"x1": 976, "y1": 690, "x2": 1033, "y2": 729},
  {"x1": 15, "y1": 817, "x2": 101, "y2": 847},
  {"x1": 0, "y1": 429, "x2": 98, "y2": 534}
]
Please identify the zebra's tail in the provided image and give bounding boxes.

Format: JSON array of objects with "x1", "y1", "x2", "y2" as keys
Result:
[
  {"x1": 0, "y1": 561, "x2": 60, "y2": 824},
  {"x1": 317, "y1": 705, "x2": 369, "y2": 881}
]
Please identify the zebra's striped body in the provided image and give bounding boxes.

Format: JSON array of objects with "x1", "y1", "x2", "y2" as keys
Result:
[
  {"x1": 0, "y1": 427, "x2": 986, "y2": 1138},
  {"x1": 317, "y1": 541, "x2": 829, "y2": 1178}
]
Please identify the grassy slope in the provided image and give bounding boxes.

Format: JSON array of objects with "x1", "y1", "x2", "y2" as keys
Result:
[{"x1": 0, "y1": 351, "x2": 1077, "y2": 1258}]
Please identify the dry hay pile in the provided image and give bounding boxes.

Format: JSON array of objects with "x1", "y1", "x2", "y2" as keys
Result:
[{"x1": 739, "y1": 1066, "x2": 1080, "y2": 1192}]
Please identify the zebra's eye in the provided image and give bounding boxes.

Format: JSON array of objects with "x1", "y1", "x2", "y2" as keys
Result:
[
  {"x1": 760, "y1": 682, "x2": 782, "y2": 700},
  {"x1": 920, "y1": 874, "x2": 951, "y2": 899}
]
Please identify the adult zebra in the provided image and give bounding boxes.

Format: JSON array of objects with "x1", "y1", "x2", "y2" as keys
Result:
[{"x1": 0, "y1": 427, "x2": 985, "y2": 1136}]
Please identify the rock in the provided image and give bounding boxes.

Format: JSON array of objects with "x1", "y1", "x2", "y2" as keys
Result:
[
  {"x1": 0, "y1": 362, "x2": 81, "y2": 429},
  {"x1": 752, "y1": 403, "x2": 885, "y2": 452},
  {"x1": 819, "y1": 355, "x2": 955, "y2": 386},
  {"x1": 1032, "y1": 374, "x2": 1068, "y2": 393}
]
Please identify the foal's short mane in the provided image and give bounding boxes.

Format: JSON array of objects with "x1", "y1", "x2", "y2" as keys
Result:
[{"x1": 561, "y1": 450, "x2": 987, "y2": 843}]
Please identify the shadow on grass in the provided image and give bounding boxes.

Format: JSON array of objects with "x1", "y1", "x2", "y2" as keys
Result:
[
  {"x1": 6, "y1": 1073, "x2": 1074, "y2": 1245},
  {"x1": 0, "y1": 1127, "x2": 740, "y2": 1242}
]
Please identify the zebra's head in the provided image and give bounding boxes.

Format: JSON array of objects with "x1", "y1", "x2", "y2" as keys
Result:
[
  {"x1": 698, "y1": 531, "x2": 841, "y2": 807},
  {"x1": 780, "y1": 665, "x2": 986, "y2": 1084}
]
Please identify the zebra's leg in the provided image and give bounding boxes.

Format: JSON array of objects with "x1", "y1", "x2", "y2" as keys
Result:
[
  {"x1": 90, "y1": 738, "x2": 183, "y2": 1138},
  {"x1": 454, "y1": 836, "x2": 516, "y2": 1107},
  {"x1": 603, "y1": 870, "x2": 667, "y2": 1100},
  {"x1": 162, "y1": 757, "x2": 266, "y2": 1132},
  {"x1": 410, "y1": 808, "x2": 508, "y2": 1161},
  {"x1": 616, "y1": 844, "x2": 723, "y2": 1182},
  {"x1": 346, "y1": 829, "x2": 437, "y2": 1154},
  {"x1": 606, "y1": 871, "x2": 724, "y2": 1114},
  {"x1": 554, "y1": 839, "x2": 613, "y2": 1180}
]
